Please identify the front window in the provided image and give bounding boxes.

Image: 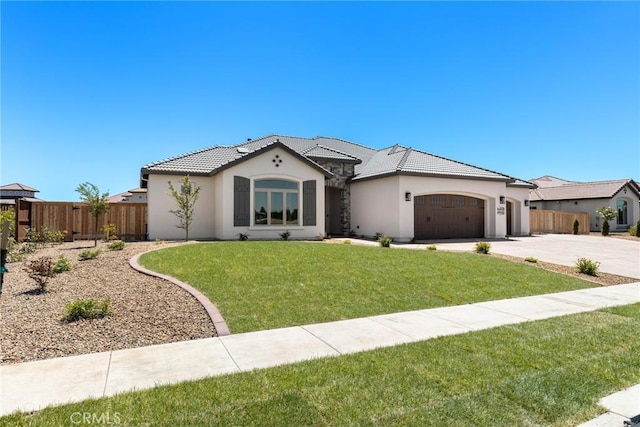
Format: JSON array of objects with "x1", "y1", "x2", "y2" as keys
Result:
[
  {"x1": 617, "y1": 199, "x2": 628, "y2": 225},
  {"x1": 254, "y1": 179, "x2": 299, "y2": 226}
]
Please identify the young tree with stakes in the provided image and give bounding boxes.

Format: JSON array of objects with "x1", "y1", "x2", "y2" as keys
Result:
[
  {"x1": 167, "y1": 175, "x2": 201, "y2": 241},
  {"x1": 76, "y1": 182, "x2": 110, "y2": 247}
]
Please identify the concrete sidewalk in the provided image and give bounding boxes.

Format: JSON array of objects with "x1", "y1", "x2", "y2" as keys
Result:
[{"x1": 1, "y1": 282, "x2": 638, "y2": 418}]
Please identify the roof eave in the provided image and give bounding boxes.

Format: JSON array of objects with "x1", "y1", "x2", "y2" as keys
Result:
[
  {"x1": 139, "y1": 168, "x2": 212, "y2": 177},
  {"x1": 352, "y1": 171, "x2": 514, "y2": 183}
]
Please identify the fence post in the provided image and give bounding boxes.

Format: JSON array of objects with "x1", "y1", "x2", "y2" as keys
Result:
[{"x1": 0, "y1": 221, "x2": 10, "y2": 296}]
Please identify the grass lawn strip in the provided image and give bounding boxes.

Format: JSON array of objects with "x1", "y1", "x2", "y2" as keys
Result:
[
  {"x1": 4, "y1": 304, "x2": 639, "y2": 426},
  {"x1": 139, "y1": 242, "x2": 597, "y2": 333}
]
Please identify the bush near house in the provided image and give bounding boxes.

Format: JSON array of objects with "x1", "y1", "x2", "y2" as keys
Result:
[
  {"x1": 24, "y1": 256, "x2": 54, "y2": 292},
  {"x1": 378, "y1": 236, "x2": 393, "y2": 247},
  {"x1": 596, "y1": 207, "x2": 617, "y2": 236},
  {"x1": 61, "y1": 298, "x2": 111, "y2": 322},
  {"x1": 78, "y1": 249, "x2": 100, "y2": 261},
  {"x1": 475, "y1": 242, "x2": 491, "y2": 254},
  {"x1": 576, "y1": 258, "x2": 599, "y2": 276}
]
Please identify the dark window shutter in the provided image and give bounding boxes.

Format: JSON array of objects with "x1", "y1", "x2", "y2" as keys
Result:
[
  {"x1": 303, "y1": 180, "x2": 316, "y2": 226},
  {"x1": 234, "y1": 176, "x2": 250, "y2": 226}
]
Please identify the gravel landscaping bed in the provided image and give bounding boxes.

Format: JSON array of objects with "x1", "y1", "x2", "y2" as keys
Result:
[
  {"x1": 0, "y1": 240, "x2": 217, "y2": 365},
  {"x1": 490, "y1": 253, "x2": 636, "y2": 286}
]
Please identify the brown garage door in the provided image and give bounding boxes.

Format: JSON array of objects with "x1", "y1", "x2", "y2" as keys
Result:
[{"x1": 414, "y1": 194, "x2": 484, "y2": 240}]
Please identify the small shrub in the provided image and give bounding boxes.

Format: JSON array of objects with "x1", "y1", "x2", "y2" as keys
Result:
[
  {"x1": 238, "y1": 232, "x2": 250, "y2": 241},
  {"x1": 107, "y1": 240, "x2": 126, "y2": 251},
  {"x1": 576, "y1": 258, "x2": 599, "y2": 276},
  {"x1": 426, "y1": 245, "x2": 437, "y2": 251},
  {"x1": 343, "y1": 239, "x2": 351, "y2": 245},
  {"x1": 23, "y1": 227, "x2": 45, "y2": 247},
  {"x1": 378, "y1": 236, "x2": 393, "y2": 248},
  {"x1": 279, "y1": 230, "x2": 291, "y2": 241},
  {"x1": 629, "y1": 225, "x2": 637, "y2": 237},
  {"x1": 7, "y1": 240, "x2": 36, "y2": 263},
  {"x1": 475, "y1": 242, "x2": 491, "y2": 254},
  {"x1": 102, "y1": 223, "x2": 118, "y2": 241},
  {"x1": 62, "y1": 298, "x2": 111, "y2": 322},
  {"x1": 43, "y1": 228, "x2": 66, "y2": 244},
  {"x1": 572, "y1": 219, "x2": 579, "y2": 235},
  {"x1": 24, "y1": 227, "x2": 66, "y2": 246},
  {"x1": 78, "y1": 249, "x2": 100, "y2": 261},
  {"x1": 374, "y1": 232, "x2": 383, "y2": 240},
  {"x1": 596, "y1": 207, "x2": 617, "y2": 236},
  {"x1": 24, "y1": 256, "x2": 54, "y2": 291},
  {"x1": 0, "y1": 208, "x2": 16, "y2": 237},
  {"x1": 53, "y1": 255, "x2": 71, "y2": 273},
  {"x1": 524, "y1": 256, "x2": 538, "y2": 263}
]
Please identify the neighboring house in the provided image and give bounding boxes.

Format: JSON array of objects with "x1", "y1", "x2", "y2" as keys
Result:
[
  {"x1": 108, "y1": 187, "x2": 148, "y2": 203},
  {"x1": 0, "y1": 182, "x2": 43, "y2": 210},
  {"x1": 141, "y1": 135, "x2": 535, "y2": 241},
  {"x1": 0, "y1": 183, "x2": 44, "y2": 240},
  {"x1": 529, "y1": 176, "x2": 640, "y2": 232},
  {"x1": 0, "y1": 183, "x2": 42, "y2": 202}
]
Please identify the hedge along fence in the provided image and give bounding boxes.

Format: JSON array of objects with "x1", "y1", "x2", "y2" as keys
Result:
[
  {"x1": 530, "y1": 210, "x2": 590, "y2": 235},
  {"x1": 28, "y1": 202, "x2": 147, "y2": 241}
]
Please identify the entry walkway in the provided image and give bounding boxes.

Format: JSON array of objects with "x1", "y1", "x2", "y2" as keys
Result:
[{"x1": 1, "y1": 282, "x2": 638, "y2": 418}]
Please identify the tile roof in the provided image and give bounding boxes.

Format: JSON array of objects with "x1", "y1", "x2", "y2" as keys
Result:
[
  {"x1": 0, "y1": 183, "x2": 39, "y2": 192},
  {"x1": 142, "y1": 134, "x2": 533, "y2": 185},
  {"x1": 352, "y1": 145, "x2": 520, "y2": 182},
  {"x1": 302, "y1": 145, "x2": 361, "y2": 162},
  {"x1": 142, "y1": 146, "x2": 244, "y2": 175},
  {"x1": 529, "y1": 179, "x2": 638, "y2": 201},
  {"x1": 530, "y1": 175, "x2": 574, "y2": 188}
]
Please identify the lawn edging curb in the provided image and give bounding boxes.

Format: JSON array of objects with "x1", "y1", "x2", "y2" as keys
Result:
[{"x1": 129, "y1": 250, "x2": 231, "y2": 336}]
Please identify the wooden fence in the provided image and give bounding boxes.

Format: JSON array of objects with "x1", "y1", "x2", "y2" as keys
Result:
[
  {"x1": 26, "y1": 202, "x2": 147, "y2": 241},
  {"x1": 530, "y1": 210, "x2": 590, "y2": 235}
]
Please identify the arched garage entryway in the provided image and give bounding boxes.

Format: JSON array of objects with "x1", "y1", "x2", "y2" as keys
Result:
[{"x1": 414, "y1": 194, "x2": 485, "y2": 239}]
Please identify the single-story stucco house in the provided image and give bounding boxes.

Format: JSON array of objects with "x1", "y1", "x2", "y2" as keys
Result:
[
  {"x1": 529, "y1": 176, "x2": 640, "y2": 232},
  {"x1": 140, "y1": 135, "x2": 535, "y2": 241}
]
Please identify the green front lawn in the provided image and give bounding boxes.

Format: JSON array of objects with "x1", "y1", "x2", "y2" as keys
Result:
[
  {"x1": 139, "y1": 242, "x2": 595, "y2": 333},
  {"x1": 5, "y1": 304, "x2": 639, "y2": 426}
]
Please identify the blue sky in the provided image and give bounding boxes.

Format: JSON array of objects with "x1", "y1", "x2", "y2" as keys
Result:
[{"x1": 2, "y1": 1, "x2": 638, "y2": 201}]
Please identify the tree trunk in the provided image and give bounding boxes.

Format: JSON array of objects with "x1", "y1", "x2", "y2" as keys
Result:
[{"x1": 94, "y1": 217, "x2": 98, "y2": 247}]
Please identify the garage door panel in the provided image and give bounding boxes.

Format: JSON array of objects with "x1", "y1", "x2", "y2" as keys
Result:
[{"x1": 414, "y1": 195, "x2": 484, "y2": 240}]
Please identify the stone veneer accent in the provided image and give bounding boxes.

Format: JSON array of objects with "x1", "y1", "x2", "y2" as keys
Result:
[{"x1": 315, "y1": 159, "x2": 357, "y2": 236}]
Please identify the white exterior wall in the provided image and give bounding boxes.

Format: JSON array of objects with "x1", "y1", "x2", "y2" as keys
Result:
[
  {"x1": 351, "y1": 176, "x2": 401, "y2": 238},
  {"x1": 351, "y1": 175, "x2": 526, "y2": 241},
  {"x1": 505, "y1": 186, "x2": 532, "y2": 236},
  {"x1": 147, "y1": 174, "x2": 218, "y2": 240},
  {"x1": 147, "y1": 148, "x2": 325, "y2": 240},
  {"x1": 217, "y1": 147, "x2": 326, "y2": 240}
]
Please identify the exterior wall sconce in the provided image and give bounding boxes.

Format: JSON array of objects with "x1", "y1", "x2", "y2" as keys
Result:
[
  {"x1": 405, "y1": 192, "x2": 412, "y2": 202},
  {"x1": 499, "y1": 196, "x2": 505, "y2": 204},
  {"x1": 524, "y1": 200, "x2": 529, "y2": 207}
]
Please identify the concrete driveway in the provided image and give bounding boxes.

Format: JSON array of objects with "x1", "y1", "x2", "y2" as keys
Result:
[{"x1": 429, "y1": 234, "x2": 640, "y2": 279}]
